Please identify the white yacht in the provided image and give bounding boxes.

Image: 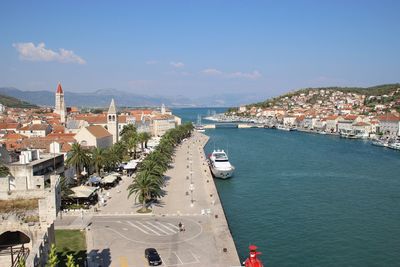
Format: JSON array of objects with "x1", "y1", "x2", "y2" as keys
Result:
[
  {"x1": 208, "y1": 150, "x2": 235, "y2": 179},
  {"x1": 276, "y1": 124, "x2": 291, "y2": 131}
]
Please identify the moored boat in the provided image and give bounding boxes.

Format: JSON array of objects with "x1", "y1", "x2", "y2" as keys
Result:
[{"x1": 208, "y1": 149, "x2": 235, "y2": 179}]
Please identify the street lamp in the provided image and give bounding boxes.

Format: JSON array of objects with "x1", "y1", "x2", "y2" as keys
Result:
[{"x1": 189, "y1": 183, "x2": 195, "y2": 207}]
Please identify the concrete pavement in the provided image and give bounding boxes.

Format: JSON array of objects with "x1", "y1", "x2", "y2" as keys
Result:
[{"x1": 55, "y1": 132, "x2": 241, "y2": 267}]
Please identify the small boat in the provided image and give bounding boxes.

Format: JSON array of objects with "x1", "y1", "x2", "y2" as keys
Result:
[
  {"x1": 208, "y1": 150, "x2": 235, "y2": 179},
  {"x1": 276, "y1": 125, "x2": 291, "y2": 131},
  {"x1": 389, "y1": 142, "x2": 400, "y2": 150},
  {"x1": 372, "y1": 140, "x2": 388, "y2": 147},
  {"x1": 194, "y1": 115, "x2": 206, "y2": 132}
]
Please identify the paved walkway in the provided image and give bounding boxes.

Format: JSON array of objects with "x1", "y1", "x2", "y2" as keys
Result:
[{"x1": 55, "y1": 132, "x2": 241, "y2": 267}]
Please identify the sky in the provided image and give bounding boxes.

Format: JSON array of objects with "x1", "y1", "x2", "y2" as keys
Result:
[{"x1": 0, "y1": 1, "x2": 399, "y2": 100}]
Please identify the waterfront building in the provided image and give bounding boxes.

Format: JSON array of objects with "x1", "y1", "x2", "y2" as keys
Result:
[
  {"x1": 54, "y1": 83, "x2": 66, "y2": 124},
  {"x1": 378, "y1": 114, "x2": 400, "y2": 137},
  {"x1": 152, "y1": 114, "x2": 179, "y2": 137}
]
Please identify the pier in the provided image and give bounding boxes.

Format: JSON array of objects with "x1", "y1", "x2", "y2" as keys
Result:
[{"x1": 204, "y1": 123, "x2": 264, "y2": 129}]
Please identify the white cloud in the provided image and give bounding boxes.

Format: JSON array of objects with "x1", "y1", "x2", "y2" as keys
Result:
[
  {"x1": 227, "y1": 70, "x2": 262, "y2": 80},
  {"x1": 201, "y1": 68, "x2": 261, "y2": 80},
  {"x1": 201, "y1": 68, "x2": 223, "y2": 76},
  {"x1": 145, "y1": 60, "x2": 158, "y2": 65},
  {"x1": 170, "y1": 61, "x2": 185, "y2": 68},
  {"x1": 13, "y1": 42, "x2": 86, "y2": 64}
]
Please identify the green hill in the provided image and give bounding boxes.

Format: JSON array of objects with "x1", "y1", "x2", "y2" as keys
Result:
[
  {"x1": 0, "y1": 94, "x2": 38, "y2": 108},
  {"x1": 249, "y1": 83, "x2": 400, "y2": 109}
]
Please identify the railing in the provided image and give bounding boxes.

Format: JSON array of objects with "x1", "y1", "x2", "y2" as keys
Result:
[{"x1": 0, "y1": 245, "x2": 30, "y2": 267}]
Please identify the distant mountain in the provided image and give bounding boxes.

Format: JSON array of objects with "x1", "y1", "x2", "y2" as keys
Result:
[
  {"x1": 0, "y1": 87, "x2": 264, "y2": 108},
  {"x1": 0, "y1": 93, "x2": 38, "y2": 108}
]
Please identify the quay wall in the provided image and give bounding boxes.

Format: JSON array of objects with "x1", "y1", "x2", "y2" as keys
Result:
[{"x1": 195, "y1": 132, "x2": 241, "y2": 266}]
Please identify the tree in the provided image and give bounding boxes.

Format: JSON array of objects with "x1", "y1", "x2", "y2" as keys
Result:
[
  {"x1": 120, "y1": 124, "x2": 137, "y2": 143},
  {"x1": 66, "y1": 254, "x2": 77, "y2": 267},
  {"x1": 17, "y1": 257, "x2": 25, "y2": 267},
  {"x1": 91, "y1": 147, "x2": 107, "y2": 175},
  {"x1": 60, "y1": 176, "x2": 73, "y2": 201},
  {"x1": 46, "y1": 244, "x2": 59, "y2": 267},
  {"x1": 0, "y1": 164, "x2": 10, "y2": 177},
  {"x1": 127, "y1": 171, "x2": 163, "y2": 212},
  {"x1": 138, "y1": 132, "x2": 151, "y2": 150},
  {"x1": 66, "y1": 143, "x2": 91, "y2": 184},
  {"x1": 126, "y1": 134, "x2": 139, "y2": 159}
]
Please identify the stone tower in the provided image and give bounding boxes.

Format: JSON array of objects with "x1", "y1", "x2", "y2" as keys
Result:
[
  {"x1": 107, "y1": 98, "x2": 118, "y2": 144},
  {"x1": 54, "y1": 82, "x2": 66, "y2": 124}
]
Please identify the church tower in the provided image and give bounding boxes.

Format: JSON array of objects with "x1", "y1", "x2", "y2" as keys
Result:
[
  {"x1": 107, "y1": 98, "x2": 119, "y2": 144},
  {"x1": 54, "y1": 82, "x2": 66, "y2": 124}
]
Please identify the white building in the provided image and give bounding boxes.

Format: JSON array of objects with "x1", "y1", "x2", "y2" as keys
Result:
[{"x1": 74, "y1": 125, "x2": 113, "y2": 149}]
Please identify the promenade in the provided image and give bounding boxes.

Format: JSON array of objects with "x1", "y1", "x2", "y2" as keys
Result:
[{"x1": 55, "y1": 131, "x2": 241, "y2": 267}]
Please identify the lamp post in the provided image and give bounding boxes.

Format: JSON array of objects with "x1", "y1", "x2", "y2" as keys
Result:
[{"x1": 189, "y1": 183, "x2": 194, "y2": 207}]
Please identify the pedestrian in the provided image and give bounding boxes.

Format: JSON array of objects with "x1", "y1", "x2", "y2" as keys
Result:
[
  {"x1": 178, "y1": 222, "x2": 182, "y2": 231},
  {"x1": 181, "y1": 223, "x2": 185, "y2": 232}
]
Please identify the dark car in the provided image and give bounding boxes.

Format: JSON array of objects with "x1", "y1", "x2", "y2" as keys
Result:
[{"x1": 145, "y1": 248, "x2": 162, "y2": 266}]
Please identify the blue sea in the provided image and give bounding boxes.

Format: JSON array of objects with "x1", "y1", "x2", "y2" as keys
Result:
[{"x1": 173, "y1": 108, "x2": 400, "y2": 266}]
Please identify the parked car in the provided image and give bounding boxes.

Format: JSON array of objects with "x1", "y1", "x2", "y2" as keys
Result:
[{"x1": 145, "y1": 248, "x2": 162, "y2": 266}]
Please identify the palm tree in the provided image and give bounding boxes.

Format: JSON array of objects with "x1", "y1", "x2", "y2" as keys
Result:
[
  {"x1": 60, "y1": 176, "x2": 73, "y2": 201},
  {"x1": 127, "y1": 172, "x2": 163, "y2": 212},
  {"x1": 120, "y1": 124, "x2": 137, "y2": 143},
  {"x1": 126, "y1": 134, "x2": 139, "y2": 159},
  {"x1": 0, "y1": 164, "x2": 10, "y2": 177},
  {"x1": 91, "y1": 147, "x2": 107, "y2": 175},
  {"x1": 138, "y1": 132, "x2": 151, "y2": 150},
  {"x1": 66, "y1": 143, "x2": 91, "y2": 184}
]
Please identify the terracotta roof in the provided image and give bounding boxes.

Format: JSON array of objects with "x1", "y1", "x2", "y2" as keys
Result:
[
  {"x1": 46, "y1": 133, "x2": 76, "y2": 142},
  {"x1": 86, "y1": 125, "x2": 112, "y2": 138},
  {"x1": 378, "y1": 115, "x2": 400, "y2": 122},
  {"x1": 52, "y1": 125, "x2": 65, "y2": 133},
  {"x1": 3, "y1": 132, "x2": 28, "y2": 140},
  {"x1": 0, "y1": 122, "x2": 20, "y2": 130},
  {"x1": 75, "y1": 114, "x2": 107, "y2": 124},
  {"x1": 56, "y1": 83, "x2": 63, "y2": 94},
  {"x1": 19, "y1": 124, "x2": 50, "y2": 131},
  {"x1": 344, "y1": 115, "x2": 358, "y2": 121},
  {"x1": 325, "y1": 115, "x2": 339, "y2": 121}
]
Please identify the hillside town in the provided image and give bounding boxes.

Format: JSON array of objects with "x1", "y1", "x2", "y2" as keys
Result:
[
  {"x1": 226, "y1": 87, "x2": 400, "y2": 145},
  {"x1": 0, "y1": 83, "x2": 183, "y2": 266}
]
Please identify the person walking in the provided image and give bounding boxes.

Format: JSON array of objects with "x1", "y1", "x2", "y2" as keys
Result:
[{"x1": 178, "y1": 222, "x2": 182, "y2": 232}]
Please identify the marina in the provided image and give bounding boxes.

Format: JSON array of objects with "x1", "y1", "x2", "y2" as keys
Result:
[{"x1": 174, "y1": 108, "x2": 400, "y2": 266}]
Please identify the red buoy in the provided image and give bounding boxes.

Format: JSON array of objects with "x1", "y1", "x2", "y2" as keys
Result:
[{"x1": 244, "y1": 245, "x2": 264, "y2": 267}]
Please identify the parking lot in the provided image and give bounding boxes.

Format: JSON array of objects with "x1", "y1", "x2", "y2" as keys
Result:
[{"x1": 87, "y1": 215, "x2": 224, "y2": 267}]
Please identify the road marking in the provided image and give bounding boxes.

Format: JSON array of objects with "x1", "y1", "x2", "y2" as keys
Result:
[
  {"x1": 118, "y1": 256, "x2": 129, "y2": 267},
  {"x1": 136, "y1": 221, "x2": 163, "y2": 236},
  {"x1": 126, "y1": 221, "x2": 149, "y2": 234},
  {"x1": 167, "y1": 223, "x2": 181, "y2": 230},
  {"x1": 146, "y1": 221, "x2": 171, "y2": 235},
  {"x1": 156, "y1": 222, "x2": 178, "y2": 234},
  {"x1": 173, "y1": 252, "x2": 183, "y2": 264}
]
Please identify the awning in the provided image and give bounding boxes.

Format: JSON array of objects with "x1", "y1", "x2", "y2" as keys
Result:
[
  {"x1": 70, "y1": 185, "x2": 98, "y2": 198},
  {"x1": 102, "y1": 174, "x2": 118, "y2": 184},
  {"x1": 123, "y1": 160, "x2": 138, "y2": 170},
  {"x1": 88, "y1": 176, "x2": 102, "y2": 184}
]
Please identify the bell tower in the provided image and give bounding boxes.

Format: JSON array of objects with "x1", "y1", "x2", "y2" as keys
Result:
[
  {"x1": 107, "y1": 98, "x2": 118, "y2": 144},
  {"x1": 55, "y1": 82, "x2": 66, "y2": 124}
]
